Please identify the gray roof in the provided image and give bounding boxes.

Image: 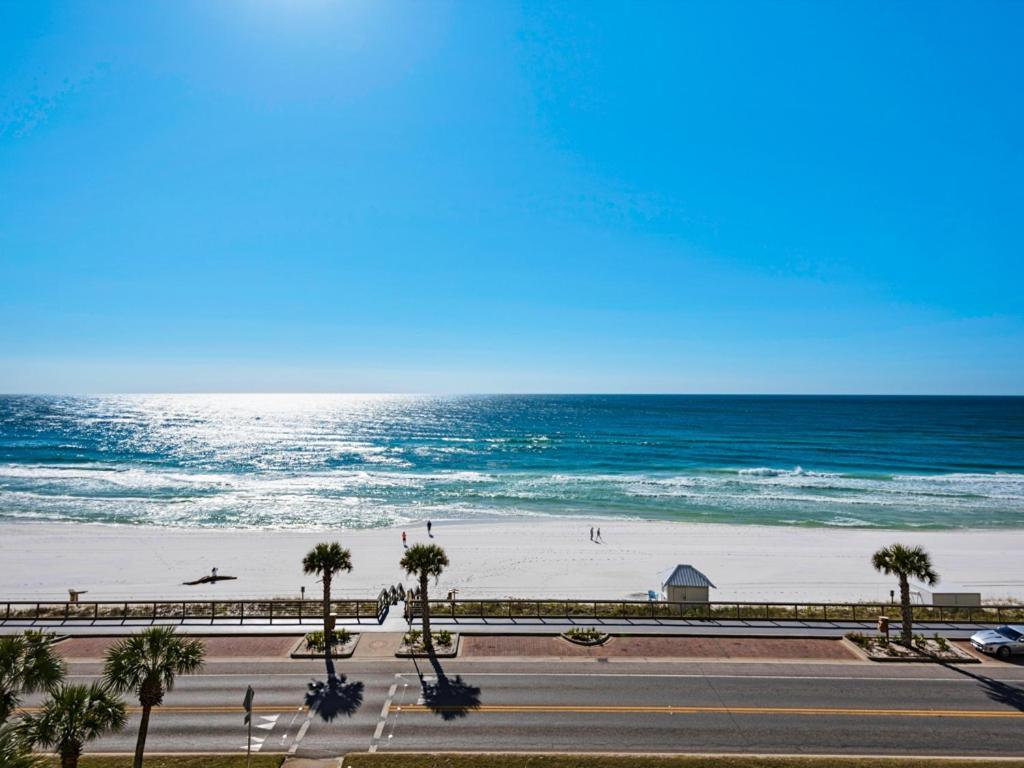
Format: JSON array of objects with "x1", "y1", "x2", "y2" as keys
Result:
[{"x1": 662, "y1": 564, "x2": 716, "y2": 589}]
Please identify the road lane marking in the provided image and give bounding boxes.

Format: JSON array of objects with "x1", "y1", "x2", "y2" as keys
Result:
[
  {"x1": 61, "y1": 671, "x2": 1024, "y2": 683},
  {"x1": 239, "y1": 736, "x2": 265, "y2": 753},
  {"x1": 369, "y1": 675, "x2": 401, "y2": 754},
  {"x1": 393, "y1": 671, "x2": 1024, "y2": 683},
  {"x1": 390, "y1": 704, "x2": 1024, "y2": 719},
  {"x1": 255, "y1": 714, "x2": 279, "y2": 731},
  {"x1": 279, "y1": 706, "x2": 305, "y2": 750},
  {"x1": 287, "y1": 705, "x2": 316, "y2": 757}
]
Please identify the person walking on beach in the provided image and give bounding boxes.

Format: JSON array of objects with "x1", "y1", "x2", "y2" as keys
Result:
[
  {"x1": 427, "y1": 520, "x2": 433, "y2": 537},
  {"x1": 402, "y1": 531, "x2": 407, "y2": 547},
  {"x1": 596, "y1": 527, "x2": 602, "y2": 543},
  {"x1": 589, "y1": 526, "x2": 594, "y2": 542}
]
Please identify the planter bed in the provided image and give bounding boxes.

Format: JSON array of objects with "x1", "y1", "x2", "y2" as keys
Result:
[
  {"x1": 844, "y1": 634, "x2": 978, "y2": 663},
  {"x1": 289, "y1": 633, "x2": 360, "y2": 659},
  {"x1": 560, "y1": 630, "x2": 610, "y2": 647},
  {"x1": 396, "y1": 633, "x2": 460, "y2": 658}
]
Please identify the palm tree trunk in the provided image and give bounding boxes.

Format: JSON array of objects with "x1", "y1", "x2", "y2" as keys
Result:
[
  {"x1": 322, "y1": 574, "x2": 333, "y2": 664},
  {"x1": 420, "y1": 573, "x2": 432, "y2": 652},
  {"x1": 899, "y1": 574, "x2": 912, "y2": 645},
  {"x1": 132, "y1": 704, "x2": 151, "y2": 768},
  {"x1": 61, "y1": 744, "x2": 81, "y2": 768}
]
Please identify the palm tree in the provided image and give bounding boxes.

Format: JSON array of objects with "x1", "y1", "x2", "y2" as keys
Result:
[
  {"x1": 103, "y1": 627, "x2": 205, "y2": 768},
  {"x1": 0, "y1": 631, "x2": 66, "y2": 723},
  {"x1": 302, "y1": 542, "x2": 353, "y2": 660},
  {"x1": 400, "y1": 543, "x2": 449, "y2": 653},
  {"x1": 0, "y1": 720, "x2": 43, "y2": 768},
  {"x1": 23, "y1": 682, "x2": 126, "y2": 768},
  {"x1": 872, "y1": 543, "x2": 938, "y2": 645}
]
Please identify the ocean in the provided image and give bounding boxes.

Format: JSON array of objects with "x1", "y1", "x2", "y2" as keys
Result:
[{"x1": 0, "y1": 394, "x2": 1022, "y2": 530}]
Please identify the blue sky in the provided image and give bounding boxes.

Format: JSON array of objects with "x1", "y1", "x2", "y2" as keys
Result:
[{"x1": 1, "y1": 1, "x2": 1021, "y2": 394}]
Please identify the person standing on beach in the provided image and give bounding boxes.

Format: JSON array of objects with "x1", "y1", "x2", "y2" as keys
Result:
[
  {"x1": 402, "y1": 531, "x2": 407, "y2": 547},
  {"x1": 427, "y1": 520, "x2": 433, "y2": 537},
  {"x1": 590, "y1": 526, "x2": 594, "y2": 541}
]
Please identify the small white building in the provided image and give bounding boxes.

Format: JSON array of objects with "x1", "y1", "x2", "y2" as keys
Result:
[
  {"x1": 661, "y1": 564, "x2": 716, "y2": 604},
  {"x1": 910, "y1": 582, "x2": 981, "y2": 607}
]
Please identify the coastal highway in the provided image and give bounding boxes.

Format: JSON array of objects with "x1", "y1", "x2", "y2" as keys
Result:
[{"x1": 21, "y1": 657, "x2": 1024, "y2": 758}]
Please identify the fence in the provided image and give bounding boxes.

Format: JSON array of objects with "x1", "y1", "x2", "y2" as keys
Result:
[
  {"x1": 6, "y1": 597, "x2": 1022, "y2": 626},
  {"x1": 409, "y1": 599, "x2": 1024, "y2": 625},
  {"x1": 0, "y1": 598, "x2": 383, "y2": 624}
]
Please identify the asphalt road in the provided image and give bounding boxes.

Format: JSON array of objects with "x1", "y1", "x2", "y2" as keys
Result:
[{"x1": 21, "y1": 657, "x2": 1024, "y2": 758}]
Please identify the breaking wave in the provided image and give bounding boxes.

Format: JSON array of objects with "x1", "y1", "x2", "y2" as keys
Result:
[
  {"x1": 2, "y1": 394, "x2": 1023, "y2": 530},
  {"x1": 1, "y1": 461, "x2": 1023, "y2": 530}
]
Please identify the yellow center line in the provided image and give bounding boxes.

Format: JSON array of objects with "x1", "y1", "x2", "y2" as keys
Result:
[
  {"x1": 391, "y1": 704, "x2": 1024, "y2": 719},
  {"x1": 16, "y1": 705, "x2": 305, "y2": 715}
]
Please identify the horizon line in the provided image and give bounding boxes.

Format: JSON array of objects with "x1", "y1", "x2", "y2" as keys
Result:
[{"x1": 1, "y1": 392, "x2": 1022, "y2": 398}]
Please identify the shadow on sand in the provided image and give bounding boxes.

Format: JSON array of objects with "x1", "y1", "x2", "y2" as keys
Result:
[
  {"x1": 304, "y1": 654, "x2": 365, "y2": 722},
  {"x1": 413, "y1": 650, "x2": 482, "y2": 721}
]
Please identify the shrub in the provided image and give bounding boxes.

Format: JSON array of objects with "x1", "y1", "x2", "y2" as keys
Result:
[
  {"x1": 304, "y1": 628, "x2": 351, "y2": 652},
  {"x1": 402, "y1": 629, "x2": 453, "y2": 649},
  {"x1": 402, "y1": 630, "x2": 422, "y2": 647}
]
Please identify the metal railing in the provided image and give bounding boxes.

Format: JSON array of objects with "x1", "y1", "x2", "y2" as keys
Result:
[
  {"x1": 409, "y1": 599, "x2": 1024, "y2": 624},
  {"x1": 0, "y1": 598, "x2": 382, "y2": 624},
  {"x1": 6, "y1": 597, "x2": 1021, "y2": 626},
  {"x1": 375, "y1": 588, "x2": 391, "y2": 623}
]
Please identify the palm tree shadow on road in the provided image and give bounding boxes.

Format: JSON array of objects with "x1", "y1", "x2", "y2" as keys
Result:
[
  {"x1": 412, "y1": 652, "x2": 481, "y2": 721},
  {"x1": 942, "y1": 662, "x2": 1024, "y2": 712},
  {"x1": 305, "y1": 657, "x2": 365, "y2": 722}
]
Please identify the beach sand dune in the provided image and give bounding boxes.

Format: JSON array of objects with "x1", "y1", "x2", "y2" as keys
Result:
[{"x1": 2, "y1": 519, "x2": 1022, "y2": 603}]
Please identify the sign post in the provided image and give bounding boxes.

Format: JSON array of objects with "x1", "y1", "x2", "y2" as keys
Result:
[{"x1": 243, "y1": 685, "x2": 254, "y2": 768}]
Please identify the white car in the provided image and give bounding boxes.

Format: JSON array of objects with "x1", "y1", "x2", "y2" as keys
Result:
[{"x1": 970, "y1": 625, "x2": 1024, "y2": 659}]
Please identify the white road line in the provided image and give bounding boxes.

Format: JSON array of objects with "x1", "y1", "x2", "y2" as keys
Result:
[
  {"x1": 394, "y1": 671, "x2": 1024, "y2": 683},
  {"x1": 279, "y1": 706, "x2": 305, "y2": 749},
  {"x1": 288, "y1": 695, "x2": 320, "y2": 757},
  {"x1": 368, "y1": 675, "x2": 401, "y2": 754},
  {"x1": 62, "y1": 671, "x2": 1024, "y2": 684},
  {"x1": 255, "y1": 714, "x2": 279, "y2": 730},
  {"x1": 288, "y1": 718, "x2": 312, "y2": 756}
]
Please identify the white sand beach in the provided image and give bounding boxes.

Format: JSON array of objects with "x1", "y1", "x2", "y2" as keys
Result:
[{"x1": 2, "y1": 519, "x2": 1023, "y2": 604}]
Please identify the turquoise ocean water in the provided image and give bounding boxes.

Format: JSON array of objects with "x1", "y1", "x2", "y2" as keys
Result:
[{"x1": 1, "y1": 394, "x2": 1022, "y2": 530}]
